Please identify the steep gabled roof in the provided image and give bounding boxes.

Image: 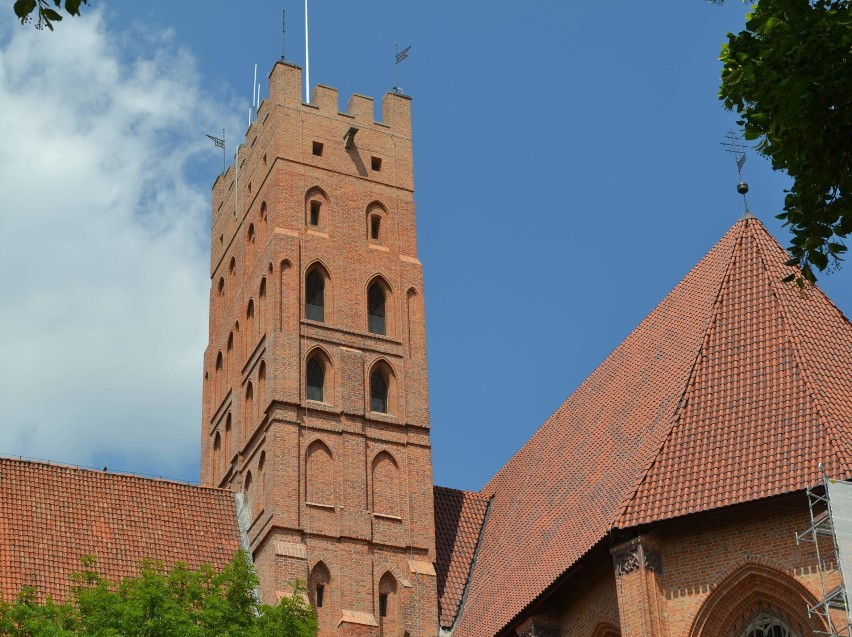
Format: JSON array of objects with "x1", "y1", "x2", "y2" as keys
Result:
[
  {"x1": 452, "y1": 217, "x2": 852, "y2": 637},
  {"x1": 433, "y1": 486, "x2": 490, "y2": 629},
  {"x1": 0, "y1": 457, "x2": 241, "y2": 602}
]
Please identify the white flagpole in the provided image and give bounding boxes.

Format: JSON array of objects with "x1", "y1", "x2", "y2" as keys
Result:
[
  {"x1": 304, "y1": 0, "x2": 310, "y2": 103},
  {"x1": 252, "y1": 64, "x2": 257, "y2": 118}
]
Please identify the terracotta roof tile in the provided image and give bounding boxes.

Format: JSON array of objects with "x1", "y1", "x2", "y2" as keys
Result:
[
  {"x1": 433, "y1": 486, "x2": 489, "y2": 629},
  {"x1": 453, "y1": 218, "x2": 852, "y2": 637},
  {"x1": 618, "y1": 220, "x2": 852, "y2": 524},
  {"x1": 0, "y1": 457, "x2": 241, "y2": 602}
]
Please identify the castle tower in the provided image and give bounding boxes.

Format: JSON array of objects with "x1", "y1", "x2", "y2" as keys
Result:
[{"x1": 200, "y1": 62, "x2": 437, "y2": 637}]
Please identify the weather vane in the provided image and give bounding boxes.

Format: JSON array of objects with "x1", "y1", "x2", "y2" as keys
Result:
[
  {"x1": 206, "y1": 129, "x2": 226, "y2": 174},
  {"x1": 393, "y1": 43, "x2": 411, "y2": 94},
  {"x1": 720, "y1": 131, "x2": 752, "y2": 217}
]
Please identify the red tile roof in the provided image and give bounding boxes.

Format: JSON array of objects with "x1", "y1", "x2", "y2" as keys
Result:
[
  {"x1": 452, "y1": 217, "x2": 852, "y2": 637},
  {"x1": 433, "y1": 486, "x2": 490, "y2": 629},
  {"x1": 0, "y1": 457, "x2": 241, "y2": 602}
]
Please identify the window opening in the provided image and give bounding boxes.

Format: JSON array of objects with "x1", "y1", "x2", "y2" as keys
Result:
[
  {"x1": 371, "y1": 156, "x2": 382, "y2": 172},
  {"x1": 316, "y1": 584, "x2": 325, "y2": 608},
  {"x1": 370, "y1": 216, "x2": 381, "y2": 241},
  {"x1": 736, "y1": 608, "x2": 799, "y2": 637},
  {"x1": 307, "y1": 357, "x2": 325, "y2": 402},
  {"x1": 312, "y1": 141, "x2": 324, "y2": 156},
  {"x1": 305, "y1": 269, "x2": 325, "y2": 321},
  {"x1": 379, "y1": 593, "x2": 388, "y2": 617},
  {"x1": 368, "y1": 283, "x2": 386, "y2": 335},
  {"x1": 309, "y1": 200, "x2": 321, "y2": 226},
  {"x1": 371, "y1": 369, "x2": 388, "y2": 413}
]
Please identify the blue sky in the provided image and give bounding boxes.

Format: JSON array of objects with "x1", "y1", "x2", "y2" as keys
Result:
[{"x1": 1, "y1": 1, "x2": 848, "y2": 492}]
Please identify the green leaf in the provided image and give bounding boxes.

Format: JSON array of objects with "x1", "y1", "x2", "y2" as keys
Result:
[
  {"x1": 13, "y1": 0, "x2": 36, "y2": 20},
  {"x1": 65, "y1": 0, "x2": 83, "y2": 16}
]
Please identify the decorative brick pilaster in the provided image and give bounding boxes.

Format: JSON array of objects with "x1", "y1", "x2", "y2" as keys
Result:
[
  {"x1": 612, "y1": 537, "x2": 666, "y2": 637},
  {"x1": 515, "y1": 613, "x2": 560, "y2": 637}
]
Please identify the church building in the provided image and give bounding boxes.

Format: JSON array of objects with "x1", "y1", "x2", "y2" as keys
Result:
[{"x1": 2, "y1": 61, "x2": 852, "y2": 637}]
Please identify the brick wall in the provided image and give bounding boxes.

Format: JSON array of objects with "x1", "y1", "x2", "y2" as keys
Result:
[
  {"x1": 200, "y1": 61, "x2": 437, "y2": 637},
  {"x1": 516, "y1": 494, "x2": 841, "y2": 637}
]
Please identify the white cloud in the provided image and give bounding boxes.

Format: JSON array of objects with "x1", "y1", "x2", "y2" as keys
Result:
[{"x1": 0, "y1": 11, "x2": 234, "y2": 479}]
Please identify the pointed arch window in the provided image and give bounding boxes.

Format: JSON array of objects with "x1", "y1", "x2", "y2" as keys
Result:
[
  {"x1": 378, "y1": 571, "x2": 399, "y2": 636},
  {"x1": 225, "y1": 412, "x2": 232, "y2": 452},
  {"x1": 306, "y1": 268, "x2": 325, "y2": 322},
  {"x1": 307, "y1": 356, "x2": 325, "y2": 402},
  {"x1": 368, "y1": 282, "x2": 386, "y2": 335},
  {"x1": 213, "y1": 431, "x2": 222, "y2": 480},
  {"x1": 371, "y1": 368, "x2": 388, "y2": 413},
  {"x1": 309, "y1": 562, "x2": 331, "y2": 609},
  {"x1": 245, "y1": 381, "x2": 254, "y2": 434},
  {"x1": 740, "y1": 613, "x2": 796, "y2": 637}
]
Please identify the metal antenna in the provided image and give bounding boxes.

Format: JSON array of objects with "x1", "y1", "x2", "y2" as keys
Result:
[
  {"x1": 393, "y1": 43, "x2": 411, "y2": 94},
  {"x1": 281, "y1": 9, "x2": 286, "y2": 61},
  {"x1": 304, "y1": 0, "x2": 310, "y2": 103},
  {"x1": 721, "y1": 130, "x2": 752, "y2": 217},
  {"x1": 206, "y1": 129, "x2": 226, "y2": 174},
  {"x1": 252, "y1": 63, "x2": 258, "y2": 119}
]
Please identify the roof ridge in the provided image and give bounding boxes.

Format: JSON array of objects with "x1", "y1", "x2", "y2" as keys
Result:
[
  {"x1": 614, "y1": 219, "x2": 748, "y2": 528},
  {"x1": 435, "y1": 485, "x2": 490, "y2": 500},
  {"x1": 480, "y1": 221, "x2": 750, "y2": 499},
  {"x1": 750, "y1": 223, "x2": 852, "y2": 475},
  {"x1": 0, "y1": 455, "x2": 233, "y2": 494}
]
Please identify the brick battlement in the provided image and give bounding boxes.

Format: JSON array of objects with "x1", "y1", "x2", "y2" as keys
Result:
[{"x1": 210, "y1": 61, "x2": 413, "y2": 278}]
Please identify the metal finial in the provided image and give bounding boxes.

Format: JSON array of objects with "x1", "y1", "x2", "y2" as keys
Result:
[{"x1": 721, "y1": 131, "x2": 752, "y2": 217}]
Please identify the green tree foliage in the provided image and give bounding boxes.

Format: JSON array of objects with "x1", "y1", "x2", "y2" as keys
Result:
[
  {"x1": 0, "y1": 552, "x2": 317, "y2": 637},
  {"x1": 12, "y1": 0, "x2": 87, "y2": 31},
  {"x1": 720, "y1": 0, "x2": 852, "y2": 284}
]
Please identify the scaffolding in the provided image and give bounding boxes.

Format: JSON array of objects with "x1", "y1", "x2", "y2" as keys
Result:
[{"x1": 796, "y1": 466, "x2": 852, "y2": 636}]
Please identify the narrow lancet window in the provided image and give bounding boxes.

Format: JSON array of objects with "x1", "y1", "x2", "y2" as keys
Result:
[
  {"x1": 368, "y1": 283, "x2": 386, "y2": 335},
  {"x1": 371, "y1": 369, "x2": 388, "y2": 413},
  {"x1": 307, "y1": 357, "x2": 325, "y2": 402},
  {"x1": 306, "y1": 269, "x2": 325, "y2": 322}
]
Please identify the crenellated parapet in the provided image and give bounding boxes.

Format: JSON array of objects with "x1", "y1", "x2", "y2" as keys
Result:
[{"x1": 210, "y1": 61, "x2": 414, "y2": 278}]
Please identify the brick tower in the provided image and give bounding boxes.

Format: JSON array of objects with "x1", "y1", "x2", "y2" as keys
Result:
[{"x1": 200, "y1": 62, "x2": 437, "y2": 637}]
